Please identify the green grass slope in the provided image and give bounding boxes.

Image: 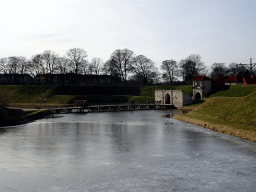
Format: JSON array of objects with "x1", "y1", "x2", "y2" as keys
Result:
[
  {"x1": 0, "y1": 85, "x2": 56, "y2": 103},
  {"x1": 0, "y1": 85, "x2": 130, "y2": 105},
  {"x1": 209, "y1": 84, "x2": 256, "y2": 98},
  {"x1": 0, "y1": 85, "x2": 193, "y2": 105},
  {"x1": 183, "y1": 90, "x2": 256, "y2": 131}
]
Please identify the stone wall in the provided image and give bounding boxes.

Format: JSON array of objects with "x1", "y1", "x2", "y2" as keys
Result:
[{"x1": 155, "y1": 90, "x2": 192, "y2": 108}]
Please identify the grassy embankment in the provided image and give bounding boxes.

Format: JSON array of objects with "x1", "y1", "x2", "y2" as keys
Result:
[
  {"x1": 0, "y1": 85, "x2": 65, "y2": 108},
  {"x1": 0, "y1": 85, "x2": 134, "y2": 108},
  {"x1": 0, "y1": 85, "x2": 193, "y2": 108},
  {"x1": 174, "y1": 85, "x2": 256, "y2": 142}
]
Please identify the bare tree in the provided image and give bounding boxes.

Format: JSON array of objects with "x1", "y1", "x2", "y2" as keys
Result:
[
  {"x1": 80, "y1": 60, "x2": 89, "y2": 75},
  {"x1": 152, "y1": 68, "x2": 161, "y2": 84},
  {"x1": 161, "y1": 59, "x2": 178, "y2": 85},
  {"x1": 42, "y1": 51, "x2": 58, "y2": 73},
  {"x1": 179, "y1": 54, "x2": 207, "y2": 84},
  {"x1": 129, "y1": 55, "x2": 157, "y2": 85},
  {"x1": 0, "y1": 58, "x2": 12, "y2": 84},
  {"x1": 65, "y1": 48, "x2": 87, "y2": 74},
  {"x1": 55, "y1": 57, "x2": 70, "y2": 86},
  {"x1": 178, "y1": 59, "x2": 186, "y2": 83},
  {"x1": 0, "y1": 58, "x2": 8, "y2": 73},
  {"x1": 30, "y1": 54, "x2": 44, "y2": 85},
  {"x1": 8, "y1": 57, "x2": 20, "y2": 84},
  {"x1": 65, "y1": 48, "x2": 88, "y2": 85},
  {"x1": 85, "y1": 58, "x2": 103, "y2": 85},
  {"x1": 109, "y1": 48, "x2": 134, "y2": 86},
  {"x1": 210, "y1": 63, "x2": 228, "y2": 78},
  {"x1": 102, "y1": 59, "x2": 119, "y2": 76},
  {"x1": 56, "y1": 57, "x2": 70, "y2": 74},
  {"x1": 88, "y1": 58, "x2": 103, "y2": 75},
  {"x1": 227, "y1": 62, "x2": 251, "y2": 76},
  {"x1": 17, "y1": 57, "x2": 29, "y2": 85},
  {"x1": 41, "y1": 50, "x2": 59, "y2": 84},
  {"x1": 80, "y1": 60, "x2": 90, "y2": 85}
]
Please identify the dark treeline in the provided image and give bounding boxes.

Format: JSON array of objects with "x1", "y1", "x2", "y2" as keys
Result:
[{"x1": 0, "y1": 48, "x2": 255, "y2": 86}]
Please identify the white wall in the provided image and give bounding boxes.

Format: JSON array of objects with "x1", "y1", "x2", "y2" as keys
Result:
[
  {"x1": 155, "y1": 90, "x2": 192, "y2": 108},
  {"x1": 155, "y1": 90, "x2": 163, "y2": 103}
]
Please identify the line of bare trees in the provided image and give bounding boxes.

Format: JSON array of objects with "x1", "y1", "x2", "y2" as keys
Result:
[
  {"x1": 0, "y1": 48, "x2": 160, "y2": 86},
  {"x1": 1, "y1": 47, "x2": 254, "y2": 86},
  {"x1": 161, "y1": 55, "x2": 255, "y2": 85},
  {"x1": 161, "y1": 54, "x2": 208, "y2": 85}
]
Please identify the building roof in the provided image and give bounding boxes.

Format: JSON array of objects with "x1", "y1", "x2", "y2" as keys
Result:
[
  {"x1": 225, "y1": 75, "x2": 244, "y2": 83},
  {"x1": 225, "y1": 75, "x2": 256, "y2": 84},
  {"x1": 193, "y1": 75, "x2": 212, "y2": 81}
]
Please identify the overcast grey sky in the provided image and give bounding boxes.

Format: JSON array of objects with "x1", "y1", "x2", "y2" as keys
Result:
[{"x1": 1, "y1": 0, "x2": 256, "y2": 68}]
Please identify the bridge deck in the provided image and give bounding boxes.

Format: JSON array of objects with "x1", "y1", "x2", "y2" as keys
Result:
[{"x1": 46, "y1": 104, "x2": 175, "y2": 114}]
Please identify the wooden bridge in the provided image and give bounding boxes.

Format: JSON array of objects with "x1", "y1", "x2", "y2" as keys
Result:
[{"x1": 46, "y1": 104, "x2": 176, "y2": 114}]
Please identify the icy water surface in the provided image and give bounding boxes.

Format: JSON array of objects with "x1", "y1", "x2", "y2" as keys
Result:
[{"x1": 0, "y1": 109, "x2": 256, "y2": 191}]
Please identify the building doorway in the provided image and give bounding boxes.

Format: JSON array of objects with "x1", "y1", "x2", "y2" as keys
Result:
[
  {"x1": 165, "y1": 93, "x2": 170, "y2": 104},
  {"x1": 195, "y1": 92, "x2": 201, "y2": 101}
]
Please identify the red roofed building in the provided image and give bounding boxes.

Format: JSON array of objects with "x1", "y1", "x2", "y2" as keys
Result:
[
  {"x1": 193, "y1": 75, "x2": 212, "y2": 81},
  {"x1": 224, "y1": 75, "x2": 244, "y2": 85},
  {"x1": 225, "y1": 75, "x2": 256, "y2": 85},
  {"x1": 192, "y1": 75, "x2": 256, "y2": 101}
]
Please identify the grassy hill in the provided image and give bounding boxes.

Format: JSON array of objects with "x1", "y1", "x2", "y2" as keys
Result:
[
  {"x1": 180, "y1": 85, "x2": 256, "y2": 111},
  {"x1": 209, "y1": 84, "x2": 256, "y2": 98},
  {"x1": 0, "y1": 85, "x2": 134, "y2": 106},
  {"x1": 190, "y1": 91, "x2": 256, "y2": 127},
  {"x1": 0, "y1": 85, "x2": 56, "y2": 103},
  {"x1": 174, "y1": 90, "x2": 256, "y2": 141},
  {"x1": 0, "y1": 85, "x2": 193, "y2": 106}
]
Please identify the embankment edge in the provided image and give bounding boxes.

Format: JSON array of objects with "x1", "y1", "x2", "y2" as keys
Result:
[{"x1": 172, "y1": 115, "x2": 256, "y2": 142}]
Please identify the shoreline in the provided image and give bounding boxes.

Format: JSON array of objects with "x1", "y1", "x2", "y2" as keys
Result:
[
  {"x1": 172, "y1": 115, "x2": 256, "y2": 143},
  {"x1": 0, "y1": 109, "x2": 52, "y2": 128}
]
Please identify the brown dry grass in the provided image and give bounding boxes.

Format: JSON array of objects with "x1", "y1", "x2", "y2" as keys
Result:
[{"x1": 173, "y1": 115, "x2": 256, "y2": 142}]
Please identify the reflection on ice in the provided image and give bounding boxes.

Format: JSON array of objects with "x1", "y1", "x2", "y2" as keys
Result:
[{"x1": 0, "y1": 110, "x2": 255, "y2": 192}]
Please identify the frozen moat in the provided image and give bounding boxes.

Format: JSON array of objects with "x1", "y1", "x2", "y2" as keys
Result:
[{"x1": 0, "y1": 109, "x2": 256, "y2": 191}]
